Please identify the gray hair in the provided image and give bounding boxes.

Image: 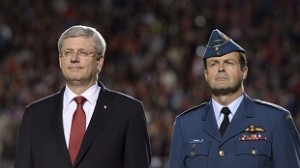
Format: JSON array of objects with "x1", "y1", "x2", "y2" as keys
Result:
[{"x1": 57, "y1": 25, "x2": 106, "y2": 59}]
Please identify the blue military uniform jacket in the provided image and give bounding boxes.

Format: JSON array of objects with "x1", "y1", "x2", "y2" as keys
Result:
[{"x1": 169, "y1": 94, "x2": 300, "y2": 168}]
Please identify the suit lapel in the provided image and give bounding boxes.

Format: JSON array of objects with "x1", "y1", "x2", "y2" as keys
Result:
[
  {"x1": 221, "y1": 95, "x2": 255, "y2": 144},
  {"x1": 51, "y1": 88, "x2": 72, "y2": 164},
  {"x1": 74, "y1": 83, "x2": 114, "y2": 166},
  {"x1": 203, "y1": 101, "x2": 222, "y2": 142}
]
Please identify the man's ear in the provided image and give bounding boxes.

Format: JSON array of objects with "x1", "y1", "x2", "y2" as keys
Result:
[
  {"x1": 204, "y1": 69, "x2": 208, "y2": 81},
  {"x1": 59, "y1": 57, "x2": 62, "y2": 69},
  {"x1": 97, "y1": 56, "x2": 105, "y2": 72},
  {"x1": 242, "y1": 66, "x2": 248, "y2": 80}
]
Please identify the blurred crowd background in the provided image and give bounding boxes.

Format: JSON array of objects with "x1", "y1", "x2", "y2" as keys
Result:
[{"x1": 1, "y1": 0, "x2": 300, "y2": 167}]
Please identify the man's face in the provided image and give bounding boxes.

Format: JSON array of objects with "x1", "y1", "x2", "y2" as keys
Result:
[
  {"x1": 59, "y1": 36, "x2": 104, "y2": 87},
  {"x1": 204, "y1": 52, "x2": 248, "y2": 96}
]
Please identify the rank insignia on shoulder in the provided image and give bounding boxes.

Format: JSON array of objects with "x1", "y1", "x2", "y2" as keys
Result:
[{"x1": 239, "y1": 125, "x2": 267, "y2": 141}]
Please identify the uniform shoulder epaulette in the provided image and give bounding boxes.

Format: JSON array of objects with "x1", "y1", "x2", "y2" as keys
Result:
[
  {"x1": 254, "y1": 99, "x2": 289, "y2": 112},
  {"x1": 178, "y1": 102, "x2": 208, "y2": 117}
]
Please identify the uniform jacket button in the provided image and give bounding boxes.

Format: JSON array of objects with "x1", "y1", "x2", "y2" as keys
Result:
[
  {"x1": 219, "y1": 150, "x2": 225, "y2": 157},
  {"x1": 252, "y1": 149, "x2": 257, "y2": 155}
]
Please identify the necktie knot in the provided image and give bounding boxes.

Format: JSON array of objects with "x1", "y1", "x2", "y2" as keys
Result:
[
  {"x1": 221, "y1": 107, "x2": 230, "y2": 116},
  {"x1": 74, "y1": 96, "x2": 86, "y2": 105}
]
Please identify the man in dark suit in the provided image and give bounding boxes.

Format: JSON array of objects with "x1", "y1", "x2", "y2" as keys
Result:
[
  {"x1": 15, "y1": 25, "x2": 151, "y2": 168},
  {"x1": 168, "y1": 29, "x2": 300, "y2": 168}
]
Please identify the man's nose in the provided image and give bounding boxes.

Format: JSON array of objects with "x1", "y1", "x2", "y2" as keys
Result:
[{"x1": 218, "y1": 63, "x2": 225, "y2": 71}]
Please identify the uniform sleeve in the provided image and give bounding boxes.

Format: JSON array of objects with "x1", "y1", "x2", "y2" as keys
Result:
[
  {"x1": 169, "y1": 117, "x2": 185, "y2": 168},
  {"x1": 272, "y1": 114, "x2": 300, "y2": 168},
  {"x1": 15, "y1": 108, "x2": 33, "y2": 168},
  {"x1": 124, "y1": 103, "x2": 151, "y2": 168}
]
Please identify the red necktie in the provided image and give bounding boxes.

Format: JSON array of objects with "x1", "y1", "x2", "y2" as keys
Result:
[{"x1": 69, "y1": 96, "x2": 86, "y2": 164}]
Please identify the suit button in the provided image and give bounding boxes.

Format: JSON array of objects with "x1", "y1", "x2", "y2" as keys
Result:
[
  {"x1": 252, "y1": 149, "x2": 257, "y2": 155},
  {"x1": 219, "y1": 150, "x2": 225, "y2": 157}
]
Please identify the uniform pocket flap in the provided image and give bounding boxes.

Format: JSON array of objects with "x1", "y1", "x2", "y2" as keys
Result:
[
  {"x1": 235, "y1": 141, "x2": 271, "y2": 157},
  {"x1": 184, "y1": 140, "x2": 209, "y2": 158}
]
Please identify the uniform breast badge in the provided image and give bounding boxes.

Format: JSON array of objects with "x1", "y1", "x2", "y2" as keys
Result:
[{"x1": 239, "y1": 125, "x2": 267, "y2": 141}]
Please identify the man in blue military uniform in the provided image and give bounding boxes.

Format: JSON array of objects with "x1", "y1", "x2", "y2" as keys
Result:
[{"x1": 169, "y1": 29, "x2": 300, "y2": 168}]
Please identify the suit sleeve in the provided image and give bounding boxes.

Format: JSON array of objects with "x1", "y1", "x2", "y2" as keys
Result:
[
  {"x1": 15, "y1": 108, "x2": 33, "y2": 168},
  {"x1": 169, "y1": 117, "x2": 185, "y2": 168},
  {"x1": 272, "y1": 114, "x2": 300, "y2": 168},
  {"x1": 124, "y1": 102, "x2": 151, "y2": 168}
]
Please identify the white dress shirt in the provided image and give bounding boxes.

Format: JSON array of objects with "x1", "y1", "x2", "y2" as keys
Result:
[
  {"x1": 212, "y1": 94, "x2": 244, "y2": 128},
  {"x1": 62, "y1": 83, "x2": 100, "y2": 148}
]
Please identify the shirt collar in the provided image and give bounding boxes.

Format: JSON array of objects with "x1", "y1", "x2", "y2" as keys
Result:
[
  {"x1": 64, "y1": 83, "x2": 101, "y2": 105},
  {"x1": 212, "y1": 94, "x2": 244, "y2": 119}
]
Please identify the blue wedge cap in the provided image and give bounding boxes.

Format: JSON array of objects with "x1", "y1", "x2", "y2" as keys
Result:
[{"x1": 202, "y1": 29, "x2": 245, "y2": 59}]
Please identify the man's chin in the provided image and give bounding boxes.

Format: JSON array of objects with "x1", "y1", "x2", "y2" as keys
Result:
[
  {"x1": 211, "y1": 86, "x2": 240, "y2": 96},
  {"x1": 66, "y1": 79, "x2": 83, "y2": 85},
  {"x1": 211, "y1": 88, "x2": 231, "y2": 96}
]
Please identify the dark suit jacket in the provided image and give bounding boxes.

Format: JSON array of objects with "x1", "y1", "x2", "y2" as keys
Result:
[
  {"x1": 15, "y1": 82, "x2": 151, "y2": 168},
  {"x1": 169, "y1": 94, "x2": 300, "y2": 168}
]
